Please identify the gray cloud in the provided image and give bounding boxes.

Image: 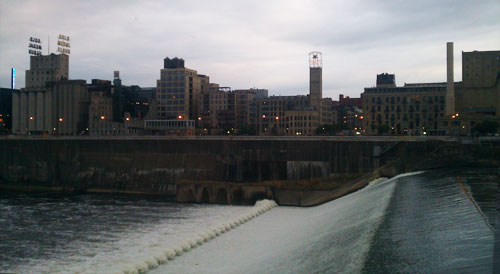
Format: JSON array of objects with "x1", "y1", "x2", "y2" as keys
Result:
[{"x1": 1, "y1": 0, "x2": 498, "y2": 98}]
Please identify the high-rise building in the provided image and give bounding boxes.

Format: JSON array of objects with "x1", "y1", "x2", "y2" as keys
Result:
[
  {"x1": 156, "y1": 57, "x2": 204, "y2": 121},
  {"x1": 25, "y1": 54, "x2": 68, "y2": 88}
]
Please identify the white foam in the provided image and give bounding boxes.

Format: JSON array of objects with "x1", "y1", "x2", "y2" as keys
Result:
[
  {"x1": 188, "y1": 239, "x2": 197, "y2": 248},
  {"x1": 154, "y1": 251, "x2": 167, "y2": 265},
  {"x1": 123, "y1": 267, "x2": 139, "y2": 274},
  {"x1": 173, "y1": 247, "x2": 183, "y2": 256},
  {"x1": 165, "y1": 249, "x2": 176, "y2": 260},
  {"x1": 151, "y1": 179, "x2": 409, "y2": 274},
  {"x1": 145, "y1": 258, "x2": 159, "y2": 270},
  {"x1": 181, "y1": 242, "x2": 191, "y2": 252},
  {"x1": 52, "y1": 200, "x2": 278, "y2": 274},
  {"x1": 135, "y1": 262, "x2": 148, "y2": 273}
]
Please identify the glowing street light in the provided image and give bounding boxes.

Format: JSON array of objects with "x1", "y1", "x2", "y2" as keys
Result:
[
  {"x1": 59, "y1": 118, "x2": 63, "y2": 122},
  {"x1": 29, "y1": 116, "x2": 34, "y2": 120},
  {"x1": 100, "y1": 116, "x2": 105, "y2": 120},
  {"x1": 125, "y1": 117, "x2": 130, "y2": 121}
]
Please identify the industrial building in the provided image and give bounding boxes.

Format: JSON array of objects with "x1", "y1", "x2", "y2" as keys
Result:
[
  {"x1": 12, "y1": 79, "x2": 89, "y2": 135},
  {"x1": 362, "y1": 79, "x2": 447, "y2": 135},
  {"x1": 25, "y1": 54, "x2": 68, "y2": 88},
  {"x1": 362, "y1": 43, "x2": 500, "y2": 136}
]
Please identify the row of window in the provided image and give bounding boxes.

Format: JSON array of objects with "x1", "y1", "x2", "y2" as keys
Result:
[
  {"x1": 367, "y1": 95, "x2": 445, "y2": 104},
  {"x1": 159, "y1": 82, "x2": 186, "y2": 88},
  {"x1": 163, "y1": 76, "x2": 186, "y2": 81},
  {"x1": 287, "y1": 115, "x2": 313, "y2": 121},
  {"x1": 158, "y1": 94, "x2": 185, "y2": 100},
  {"x1": 157, "y1": 106, "x2": 186, "y2": 111},
  {"x1": 287, "y1": 122, "x2": 313, "y2": 127},
  {"x1": 369, "y1": 104, "x2": 445, "y2": 112},
  {"x1": 371, "y1": 112, "x2": 444, "y2": 122},
  {"x1": 145, "y1": 120, "x2": 195, "y2": 129},
  {"x1": 158, "y1": 87, "x2": 186, "y2": 92}
]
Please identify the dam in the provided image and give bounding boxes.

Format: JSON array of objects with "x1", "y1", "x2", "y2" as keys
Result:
[
  {"x1": 0, "y1": 136, "x2": 498, "y2": 206},
  {"x1": 0, "y1": 136, "x2": 498, "y2": 273}
]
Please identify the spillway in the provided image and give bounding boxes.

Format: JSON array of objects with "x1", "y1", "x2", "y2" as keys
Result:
[{"x1": 151, "y1": 170, "x2": 494, "y2": 273}]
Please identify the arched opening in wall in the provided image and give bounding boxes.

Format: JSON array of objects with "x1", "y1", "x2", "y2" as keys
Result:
[
  {"x1": 200, "y1": 188, "x2": 209, "y2": 203},
  {"x1": 250, "y1": 192, "x2": 268, "y2": 204},
  {"x1": 216, "y1": 188, "x2": 228, "y2": 204},
  {"x1": 187, "y1": 189, "x2": 195, "y2": 202},
  {"x1": 232, "y1": 189, "x2": 244, "y2": 205}
]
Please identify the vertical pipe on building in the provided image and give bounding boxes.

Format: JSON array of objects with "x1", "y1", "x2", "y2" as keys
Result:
[{"x1": 446, "y1": 42, "x2": 455, "y2": 116}]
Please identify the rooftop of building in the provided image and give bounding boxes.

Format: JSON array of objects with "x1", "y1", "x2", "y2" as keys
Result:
[
  {"x1": 364, "y1": 83, "x2": 447, "y2": 93},
  {"x1": 338, "y1": 95, "x2": 362, "y2": 107},
  {"x1": 403, "y1": 82, "x2": 447, "y2": 87},
  {"x1": 462, "y1": 50, "x2": 500, "y2": 55}
]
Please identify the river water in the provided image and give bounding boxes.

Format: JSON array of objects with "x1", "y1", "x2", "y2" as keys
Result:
[{"x1": 1, "y1": 168, "x2": 497, "y2": 273}]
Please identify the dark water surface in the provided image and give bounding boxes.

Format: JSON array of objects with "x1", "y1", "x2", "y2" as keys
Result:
[
  {"x1": 363, "y1": 169, "x2": 496, "y2": 273},
  {"x1": 0, "y1": 194, "x2": 249, "y2": 273}
]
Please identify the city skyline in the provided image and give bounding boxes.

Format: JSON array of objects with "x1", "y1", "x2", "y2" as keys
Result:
[{"x1": 0, "y1": 0, "x2": 498, "y2": 98}]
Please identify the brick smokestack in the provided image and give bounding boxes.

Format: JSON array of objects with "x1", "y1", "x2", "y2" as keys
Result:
[{"x1": 446, "y1": 42, "x2": 455, "y2": 116}]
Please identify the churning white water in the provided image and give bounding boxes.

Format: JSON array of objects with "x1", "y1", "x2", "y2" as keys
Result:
[
  {"x1": 6, "y1": 170, "x2": 492, "y2": 273},
  {"x1": 151, "y1": 173, "x2": 424, "y2": 274}
]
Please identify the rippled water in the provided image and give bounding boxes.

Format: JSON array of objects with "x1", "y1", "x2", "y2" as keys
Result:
[
  {"x1": 0, "y1": 194, "x2": 252, "y2": 273},
  {"x1": 363, "y1": 169, "x2": 496, "y2": 273}
]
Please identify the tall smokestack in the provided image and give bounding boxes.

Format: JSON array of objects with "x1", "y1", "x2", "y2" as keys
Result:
[{"x1": 446, "y1": 42, "x2": 455, "y2": 115}]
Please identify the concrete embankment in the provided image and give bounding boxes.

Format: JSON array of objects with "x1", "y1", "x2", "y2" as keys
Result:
[{"x1": 0, "y1": 136, "x2": 498, "y2": 206}]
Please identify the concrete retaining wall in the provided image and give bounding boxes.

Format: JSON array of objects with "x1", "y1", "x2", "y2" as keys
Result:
[{"x1": 0, "y1": 137, "x2": 462, "y2": 205}]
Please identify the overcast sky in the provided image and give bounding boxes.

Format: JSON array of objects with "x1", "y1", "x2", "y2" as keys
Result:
[{"x1": 0, "y1": 0, "x2": 499, "y2": 98}]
